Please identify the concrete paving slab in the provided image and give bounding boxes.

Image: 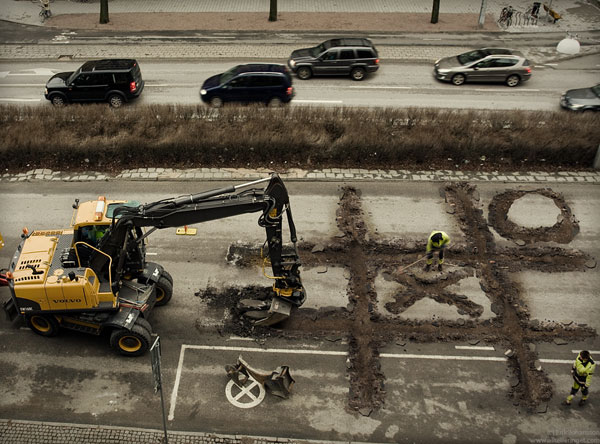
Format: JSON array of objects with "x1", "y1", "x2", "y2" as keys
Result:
[
  {"x1": 301, "y1": 266, "x2": 349, "y2": 310},
  {"x1": 515, "y1": 271, "x2": 600, "y2": 332},
  {"x1": 362, "y1": 196, "x2": 464, "y2": 243},
  {"x1": 444, "y1": 275, "x2": 496, "y2": 320},
  {"x1": 507, "y1": 193, "x2": 561, "y2": 228}
]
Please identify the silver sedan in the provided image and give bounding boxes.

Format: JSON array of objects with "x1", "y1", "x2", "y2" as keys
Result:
[{"x1": 433, "y1": 48, "x2": 532, "y2": 87}]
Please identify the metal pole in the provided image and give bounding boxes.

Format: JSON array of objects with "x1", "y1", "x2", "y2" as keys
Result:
[
  {"x1": 594, "y1": 144, "x2": 600, "y2": 170},
  {"x1": 159, "y1": 382, "x2": 169, "y2": 444},
  {"x1": 478, "y1": 0, "x2": 488, "y2": 28}
]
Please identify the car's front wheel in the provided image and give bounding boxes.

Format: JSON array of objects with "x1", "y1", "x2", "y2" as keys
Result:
[
  {"x1": 297, "y1": 67, "x2": 312, "y2": 80},
  {"x1": 108, "y1": 94, "x2": 124, "y2": 108},
  {"x1": 350, "y1": 67, "x2": 366, "y2": 81},
  {"x1": 50, "y1": 95, "x2": 66, "y2": 106},
  {"x1": 451, "y1": 74, "x2": 466, "y2": 86},
  {"x1": 210, "y1": 96, "x2": 223, "y2": 108},
  {"x1": 506, "y1": 74, "x2": 520, "y2": 87}
]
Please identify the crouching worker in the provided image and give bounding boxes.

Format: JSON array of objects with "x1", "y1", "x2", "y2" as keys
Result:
[{"x1": 424, "y1": 230, "x2": 450, "y2": 272}]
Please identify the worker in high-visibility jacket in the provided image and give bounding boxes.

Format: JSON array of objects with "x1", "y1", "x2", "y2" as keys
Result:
[
  {"x1": 424, "y1": 230, "x2": 450, "y2": 272},
  {"x1": 565, "y1": 350, "x2": 595, "y2": 406}
]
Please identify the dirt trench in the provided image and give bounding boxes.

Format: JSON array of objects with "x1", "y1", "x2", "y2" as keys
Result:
[{"x1": 196, "y1": 183, "x2": 597, "y2": 412}]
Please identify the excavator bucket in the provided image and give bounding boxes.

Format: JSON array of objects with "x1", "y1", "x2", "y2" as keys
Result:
[
  {"x1": 264, "y1": 366, "x2": 295, "y2": 399},
  {"x1": 225, "y1": 355, "x2": 295, "y2": 399},
  {"x1": 240, "y1": 296, "x2": 293, "y2": 326}
]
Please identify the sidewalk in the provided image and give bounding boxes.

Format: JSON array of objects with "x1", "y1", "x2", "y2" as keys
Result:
[{"x1": 2, "y1": 0, "x2": 600, "y2": 33}]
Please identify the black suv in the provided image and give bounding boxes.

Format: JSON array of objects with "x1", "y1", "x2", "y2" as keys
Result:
[
  {"x1": 44, "y1": 59, "x2": 144, "y2": 108},
  {"x1": 287, "y1": 38, "x2": 379, "y2": 81},
  {"x1": 200, "y1": 64, "x2": 294, "y2": 107}
]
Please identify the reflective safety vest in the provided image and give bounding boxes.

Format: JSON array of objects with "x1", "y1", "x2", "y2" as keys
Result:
[
  {"x1": 572, "y1": 353, "x2": 595, "y2": 386},
  {"x1": 426, "y1": 231, "x2": 450, "y2": 252}
]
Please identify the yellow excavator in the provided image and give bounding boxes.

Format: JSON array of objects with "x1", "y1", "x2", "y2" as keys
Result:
[{"x1": 2, "y1": 174, "x2": 305, "y2": 356}]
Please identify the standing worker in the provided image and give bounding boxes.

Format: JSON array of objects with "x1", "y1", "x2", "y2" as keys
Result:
[
  {"x1": 424, "y1": 230, "x2": 450, "y2": 272},
  {"x1": 565, "y1": 350, "x2": 595, "y2": 406}
]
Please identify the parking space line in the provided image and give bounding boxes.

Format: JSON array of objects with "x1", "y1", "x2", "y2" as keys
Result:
[
  {"x1": 0, "y1": 98, "x2": 41, "y2": 102},
  {"x1": 167, "y1": 344, "x2": 579, "y2": 421},
  {"x1": 570, "y1": 350, "x2": 600, "y2": 354}
]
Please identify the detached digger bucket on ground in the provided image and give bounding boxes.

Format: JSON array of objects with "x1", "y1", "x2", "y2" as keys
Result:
[{"x1": 225, "y1": 355, "x2": 295, "y2": 399}]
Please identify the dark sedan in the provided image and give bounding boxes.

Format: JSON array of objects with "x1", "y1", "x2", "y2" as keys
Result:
[{"x1": 560, "y1": 84, "x2": 600, "y2": 111}]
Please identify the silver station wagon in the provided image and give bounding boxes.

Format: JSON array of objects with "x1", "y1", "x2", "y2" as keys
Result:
[{"x1": 434, "y1": 48, "x2": 532, "y2": 87}]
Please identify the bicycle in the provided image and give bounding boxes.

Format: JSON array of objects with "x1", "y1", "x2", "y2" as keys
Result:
[{"x1": 497, "y1": 6, "x2": 514, "y2": 27}]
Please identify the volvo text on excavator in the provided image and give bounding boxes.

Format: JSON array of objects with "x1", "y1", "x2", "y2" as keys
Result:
[{"x1": 2, "y1": 174, "x2": 305, "y2": 356}]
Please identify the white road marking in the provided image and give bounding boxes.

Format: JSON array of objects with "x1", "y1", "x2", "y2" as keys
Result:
[
  {"x1": 545, "y1": 63, "x2": 558, "y2": 66},
  {"x1": 571, "y1": 350, "x2": 600, "y2": 354},
  {"x1": 145, "y1": 252, "x2": 158, "y2": 256},
  {"x1": 168, "y1": 345, "x2": 187, "y2": 421},
  {"x1": 167, "y1": 343, "x2": 582, "y2": 420},
  {"x1": 227, "y1": 336, "x2": 255, "y2": 341},
  {"x1": 423, "y1": 38, "x2": 442, "y2": 41},
  {"x1": 348, "y1": 86, "x2": 411, "y2": 89},
  {"x1": 455, "y1": 345, "x2": 495, "y2": 351},
  {"x1": 185, "y1": 344, "x2": 347, "y2": 355},
  {"x1": 474, "y1": 88, "x2": 540, "y2": 92},
  {"x1": 225, "y1": 376, "x2": 265, "y2": 409},
  {"x1": 293, "y1": 99, "x2": 344, "y2": 104},
  {"x1": 0, "y1": 98, "x2": 41, "y2": 102}
]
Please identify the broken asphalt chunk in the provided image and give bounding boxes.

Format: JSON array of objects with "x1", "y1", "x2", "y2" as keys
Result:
[
  {"x1": 553, "y1": 338, "x2": 568, "y2": 345},
  {"x1": 311, "y1": 244, "x2": 325, "y2": 253},
  {"x1": 359, "y1": 407, "x2": 373, "y2": 417},
  {"x1": 505, "y1": 349, "x2": 515, "y2": 358},
  {"x1": 536, "y1": 402, "x2": 548, "y2": 414}
]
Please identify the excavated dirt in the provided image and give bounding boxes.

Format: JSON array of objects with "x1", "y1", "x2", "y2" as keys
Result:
[{"x1": 195, "y1": 184, "x2": 597, "y2": 412}]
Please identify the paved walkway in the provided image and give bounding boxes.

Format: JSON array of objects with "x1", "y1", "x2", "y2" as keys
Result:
[
  {"x1": 2, "y1": 167, "x2": 599, "y2": 184},
  {"x1": 2, "y1": 0, "x2": 600, "y2": 32}
]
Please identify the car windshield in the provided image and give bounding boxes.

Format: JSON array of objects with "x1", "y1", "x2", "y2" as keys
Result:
[
  {"x1": 457, "y1": 50, "x2": 487, "y2": 65},
  {"x1": 220, "y1": 65, "x2": 240, "y2": 84},
  {"x1": 310, "y1": 43, "x2": 327, "y2": 58},
  {"x1": 592, "y1": 85, "x2": 600, "y2": 97},
  {"x1": 67, "y1": 68, "x2": 81, "y2": 84}
]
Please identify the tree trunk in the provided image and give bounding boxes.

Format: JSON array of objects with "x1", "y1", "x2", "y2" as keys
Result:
[
  {"x1": 431, "y1": 0, "x2": 440, "y2": 24},
  {"x1": 100, "y1": 0, "x2": 109, "y2": 24},
  {"x1": 269, "y1": 0, "x2": 277, "y2": 22}
]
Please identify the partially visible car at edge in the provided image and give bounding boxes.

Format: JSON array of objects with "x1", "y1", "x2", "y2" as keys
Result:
[
  {"x1": 287, "y1": 38, "x2": 379, "y2": 81},
  {"x1": 200, "y1": 63, "x2": 294, "y2": 108},
  {"x1": 44, "y1": 59, "x2": 144, "y2": 108},
  {"x1": 433, "y1": 48, "x2": 532, "y2": 87},
  {"x1": 560, "y1": 84, "x2": 600, "y2": 111}
]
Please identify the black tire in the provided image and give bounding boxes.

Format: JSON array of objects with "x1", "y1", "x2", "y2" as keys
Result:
[
  {"x1": 350, "y1": 67, "x2": 366, "y2": 81},
  {"x1": 26, "y1": 315, "x2": 59, "y2": 337},
  {"x1": 297, "y1": 67, "x2": 312, "y2": 80},
  {"x1": 108, "y1": 94, "x2": 124, "y2": 108},
  {"x1": 134, "y1": 317, "x2": 153, "y2": 334},
  {"x1": 161, "y1": 269, "x2": 173, "y2": 285},
  {"x1": 110, "y1": 325, "x2": 151, "y2": 357},
  {"x1": 268, "y1": 97, "x2": 283, "y2": 107},
  {"x1": 50, "y1": 95, "x2": 66, "y2": 106},
  {"x1": 210, "y1": 96, "x2": 223, "y2": 108},
  {"x1": 154, "y1": 275, "x2": 173, "y2": 306},
  {"x1": 506, "y1": 74, "x2": 520, "y2": 87},
  {"x1": 451, "y1": 74, "x2": 466, "y2": 86}
]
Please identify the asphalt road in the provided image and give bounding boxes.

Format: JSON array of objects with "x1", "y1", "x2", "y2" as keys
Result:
[
  {"x1": 0, "y1": 179, "x2": 598, "y2": 443},
  {"x1": 2, "y1": 59, "x2": 600, "y2": 110}
]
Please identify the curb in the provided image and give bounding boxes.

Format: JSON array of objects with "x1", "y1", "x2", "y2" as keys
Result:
[{"x1": 2, "y1": 168, "x2": 599, "y2": 184}]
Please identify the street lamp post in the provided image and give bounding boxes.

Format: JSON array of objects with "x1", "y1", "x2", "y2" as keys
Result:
[{"x1": 478, "y1": 0, "x2": 488, "y2": 28}]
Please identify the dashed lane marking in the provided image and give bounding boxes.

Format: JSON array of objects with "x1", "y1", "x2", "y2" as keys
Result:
[
  {"x1": 0, "y1": 98, "x2": 41, "y2": 102},
  {"x1": 293, "y1": 99, "x2": 344, "y2": 104}
]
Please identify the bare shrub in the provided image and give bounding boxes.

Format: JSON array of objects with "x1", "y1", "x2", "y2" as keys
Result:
[{"x1": 0, "y1": 105, "x2": 598, "y2": 172}]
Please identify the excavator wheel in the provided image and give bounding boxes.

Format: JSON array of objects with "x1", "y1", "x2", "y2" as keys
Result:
[
  {"x1": 161, "y1": 270, "x2": 173, "y2": 285},
  {"x1": 26, "y1": 314, "x2": 60, "y2": 337},
  {"x1": 154, "y1": 275, "x2": 173, "y2": 306},
  {"x1": 134, "y1": 317, "x2": 153, "y2": 334},
  {"x1": 110, "y1": 324, "x2": 151, "y2": 357}
]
